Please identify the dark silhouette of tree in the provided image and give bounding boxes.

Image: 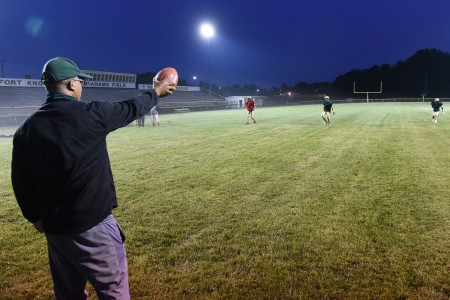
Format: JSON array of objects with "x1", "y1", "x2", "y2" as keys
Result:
[
  {"x1": 331, "y1": 48, "x2": 450, "y2": 98},
  {"x1": 136, "y1": 48, "x2": 450, "y2": 98}
]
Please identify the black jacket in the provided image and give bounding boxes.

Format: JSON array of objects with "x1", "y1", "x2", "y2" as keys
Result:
[{"x1": 11, "y1": 90, "x2": 158, "y2": 233}]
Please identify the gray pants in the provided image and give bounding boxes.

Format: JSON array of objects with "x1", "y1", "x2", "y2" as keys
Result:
[{"x1": 46, "y1": 215, "x2": 129, "y2": 300}]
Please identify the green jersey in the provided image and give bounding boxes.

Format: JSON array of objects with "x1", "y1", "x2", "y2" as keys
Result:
[
  {"x1": 431, "y1": 101, "x2": 443, "y2": 112},
  {"x1": 323, "y1": 100, "x2": 333, "y2": 112}
]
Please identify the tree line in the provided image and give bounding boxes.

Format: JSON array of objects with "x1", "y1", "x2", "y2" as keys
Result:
[{"x1": 137, "y1": 48, "x2": 450, "y2": 98}]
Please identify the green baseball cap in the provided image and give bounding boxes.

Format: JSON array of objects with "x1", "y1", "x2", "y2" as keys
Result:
[{"x1": 41, "y1": 57, "x2": 93, "y2": 82}]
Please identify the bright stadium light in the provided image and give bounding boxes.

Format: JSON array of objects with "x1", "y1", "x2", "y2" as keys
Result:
[
  {"x1": 200, "y1": 23, "x2": 214, "y2": 39},
  {"x1": 200, "y1": 23, "x2": 214, "y2": 97}
]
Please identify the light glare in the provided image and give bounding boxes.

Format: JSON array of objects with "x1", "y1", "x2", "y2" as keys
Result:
[{"x1": 200, "y1": 23, "x2": 214, "y2": 38}]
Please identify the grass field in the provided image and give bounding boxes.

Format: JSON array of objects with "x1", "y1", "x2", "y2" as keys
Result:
[{"x1": 1, "y1": 102, "x2": 449, "y2": 299}]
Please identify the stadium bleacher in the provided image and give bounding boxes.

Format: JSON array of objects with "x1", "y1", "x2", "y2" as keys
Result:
[
  {"x1": 0, "y1": 85, "x2": 227, "y2": 126},
  {"x1": 161, "y1": 90, "x2": 226, "y2": 113},
  {"x1": 0, "y1": 86, "x2": 46, "y2": 106},
  {"x1": 81, "y1": 88, "x2": 142, "y2": 103},
  {"x1": 0, "y1": 87, "x2": 46, "y2": 124}
]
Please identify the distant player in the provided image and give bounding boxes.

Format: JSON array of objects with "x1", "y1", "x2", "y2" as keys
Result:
[
  {"x1": 150, "y1": 104, "x2": 160, "y2": 126},
  {"x1": 245, "y1": 97, "x2": 256, "y2": 124},
  {"x1": 321, "y1": 96, "x2": 334, "y2": 125},
  {"x1": 137, "y1": 115, "x2": 146, "y2": 127},
  {"x1": 431, "y1": 98, "x2": 443, "y2": 123}
]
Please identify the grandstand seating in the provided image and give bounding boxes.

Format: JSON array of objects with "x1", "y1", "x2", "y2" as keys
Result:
[
  {"x1": 81, "y1": 88, "x2": 142, "y2": 103},
  {"x1": 160, "y1": 90, "x2": 227, "y2": 113},
  {"x1": 0, "y1": 86, "x2": 227, "y2": 126},
  {"x1": 170, "y1": 90, "x2": 219, "y2": 101},
  {"x1": 0, "y1": 86, "x2": 225, "y2": 105},
  {"x1": 0, "y1": 86, "x2": 46, "y2": 106},
  {"x1": 0, "y1": 87, "x2": 46, "y2": 122}
]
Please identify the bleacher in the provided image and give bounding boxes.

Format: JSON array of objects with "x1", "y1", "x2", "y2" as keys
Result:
[
  {"x1": 70, "y1": 88, "x2": 226, "y2": 113},
  {"x1": 81, "y1": 88, "x2": 142, "y2": 103},
  {"x1": 0, "y1": 87, "x2": 144, "y2": 119},
  {"x1": 161, "y1": 90, "x2": 226, "y2": 113},
  {"x1": 0, "y1": 87, "x2": 46, "y2": 123},
  {"x1": 0, "y1": 86, "x2": 46, "y2": 106},
  {"x1": 83, "y1": 88, "x2": 227, "y2": 112},
  {"x1": 0, "y1": 85, "x2": 227, "y2": 126}
]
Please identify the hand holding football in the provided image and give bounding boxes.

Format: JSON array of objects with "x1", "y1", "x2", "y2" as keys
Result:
[{"x1": 156, "y1": 67, "x2": 178, "y2": 87}]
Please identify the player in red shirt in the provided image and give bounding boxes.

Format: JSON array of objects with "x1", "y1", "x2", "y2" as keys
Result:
[{"x1": 245, "y1": 97, "x2": 256, "y2": 124}]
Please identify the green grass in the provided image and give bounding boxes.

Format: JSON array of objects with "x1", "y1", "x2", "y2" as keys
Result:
[{"x1": 1, "y1": 103, "x2": 449, "y2": 299}]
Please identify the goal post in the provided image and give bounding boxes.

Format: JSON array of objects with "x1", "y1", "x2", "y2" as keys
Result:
[{"x1": 353, "y1": 81, "x2": 383, "y2": 103}]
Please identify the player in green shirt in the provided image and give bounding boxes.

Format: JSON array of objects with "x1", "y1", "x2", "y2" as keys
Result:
[
  {"x1": 321, "y1": 96, "x2": 334, "y2": 125},
  {"x1": 431, "y1": 98, "x2": 444, "y2": 123}
]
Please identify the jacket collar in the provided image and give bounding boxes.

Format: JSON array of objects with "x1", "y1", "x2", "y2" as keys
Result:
[{"x1": 46, "y1": 92, "x2": 77, "y2": 104}]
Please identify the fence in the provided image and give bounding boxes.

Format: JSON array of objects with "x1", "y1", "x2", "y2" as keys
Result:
[{"x1": 0, "y1": 97, "x2": 443, "y2": 127}]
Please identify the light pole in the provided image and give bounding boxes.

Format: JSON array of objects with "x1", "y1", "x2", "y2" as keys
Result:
[
  {"x1": 0, "y1": 60, "x2": 5, "y2": 78},
  {"x1": 200, "y1": 23, "x2": 214, "y2": 97}
]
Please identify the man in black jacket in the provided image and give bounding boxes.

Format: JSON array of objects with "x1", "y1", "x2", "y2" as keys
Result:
[{"x1": 11, "y1": 57, "x2": 175, "y2": 299}]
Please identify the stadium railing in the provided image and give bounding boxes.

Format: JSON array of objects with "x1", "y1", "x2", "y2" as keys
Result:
[{"x1": 1, "y1": 83, "x2": 442, "y2": 127}]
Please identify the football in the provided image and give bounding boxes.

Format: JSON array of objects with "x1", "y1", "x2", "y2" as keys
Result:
[{"x1": 156, "y1": 67, "x2": 178, "y2": 87}]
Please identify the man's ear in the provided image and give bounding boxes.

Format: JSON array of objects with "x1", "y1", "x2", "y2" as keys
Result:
[{"x1": 66, "y1": 80, "x2": 75, "y2": 91}]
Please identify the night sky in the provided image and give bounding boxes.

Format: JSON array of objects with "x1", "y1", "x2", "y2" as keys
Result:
[{"x1": 2, "y1": 0, "x2": 450, "y2": 88}]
